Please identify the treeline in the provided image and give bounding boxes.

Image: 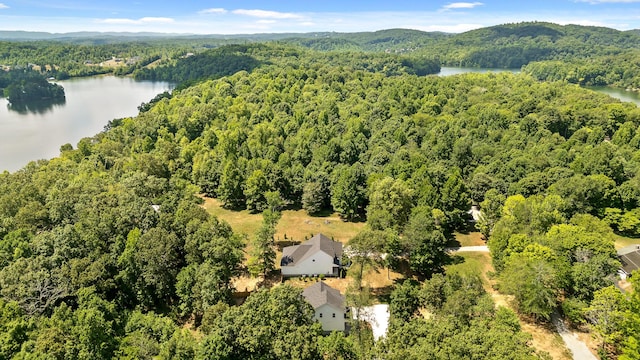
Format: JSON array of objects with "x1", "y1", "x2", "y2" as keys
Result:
[
  {"x1": 523, "y1": 52, "x2": 640, "y2": 89},
  {"x1": 132, "y1": 44, "x2": 440, "y2": 87},
  {"x1": 0, "y1": 68, "x2": 65, "y2": 103},
  {"x1": 0, "y1": 39, "x2": 205, "y2": 79},
  {"x1": 5, "y1": 22, "x2": 640, "y2": 88}
]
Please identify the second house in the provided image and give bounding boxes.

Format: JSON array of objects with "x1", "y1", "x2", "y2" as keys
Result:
[{"x1": 280, "y1": 233, "x2": 343, "y2": 277}]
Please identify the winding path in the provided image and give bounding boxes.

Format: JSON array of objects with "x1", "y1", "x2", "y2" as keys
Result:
[
  {"x1": 551, "y1": 311, "x2": 598, "y2": 360},
  {"x1": 447, "y1": 245, "x2": 597, "y2": 360}
]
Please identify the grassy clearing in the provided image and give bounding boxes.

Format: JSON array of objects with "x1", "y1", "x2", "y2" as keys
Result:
[
  {"x1": 446, "y1": 252, "x2": 492, "y2": 284},
  {"x1": 202, "y1": 197, "x2": 365, "y2": 243},
  {"x1": 613, "y1": 233, "x2": 640, "y2": 250},
  {"x1": 450, "y1": 231, "x2": 486, "y2": 247},
  {"x1": 202, "y1": 198, "x2": 263, "y2": 239}
]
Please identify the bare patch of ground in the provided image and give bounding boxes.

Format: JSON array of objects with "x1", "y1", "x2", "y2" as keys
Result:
[{"x1": 522, "y1": 321, "x2": 573, "y2": 360}]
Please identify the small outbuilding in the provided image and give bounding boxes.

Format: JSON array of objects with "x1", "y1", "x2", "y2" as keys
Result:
[
  {"x1": 618, "y1": 245, "x2": 640, "y2": 279},
  {"x1": 280, "y1": 234, "x2": 342, "y2": 277},
  {"x1": 303, "y1": 281, "x2": 346, "y2": 332}
]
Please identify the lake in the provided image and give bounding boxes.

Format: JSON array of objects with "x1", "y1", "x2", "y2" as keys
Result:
[
  {"x1": 0, "y1": 76, "x2": 173, "y2": 172},
  {"x1": 585, "y1": 86, "x2": 640, "y2": 107}
]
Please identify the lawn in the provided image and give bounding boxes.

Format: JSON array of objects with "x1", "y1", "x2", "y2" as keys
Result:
[
  {"x1": 449, "y1": 231, "x2": 485, "y2": 247},
  {"x1": 202, "y1": 197, "x2": 365, "y2": 243},
  {"x1": 613, "y1": 233, "x2": 640, "y2": 250},
  {"x1": 445, "y1": 251, "x2": 493, "y2": 285}
]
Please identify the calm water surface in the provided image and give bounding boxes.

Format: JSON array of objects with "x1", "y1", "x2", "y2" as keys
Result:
[
  {"x1": 586, "y1": 86, "x2": 640, "y2": 107},
  {"x1": 0, "y1": 76, "x2": 172, "y2": 172}
]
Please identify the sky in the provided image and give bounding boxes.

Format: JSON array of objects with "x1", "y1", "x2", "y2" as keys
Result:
[{"x1": 0, "y1": 1, "x2": 640, "y2": 34}]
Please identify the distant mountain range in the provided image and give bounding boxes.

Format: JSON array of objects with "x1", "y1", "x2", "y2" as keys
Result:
[
  {"x1": 3, "y1": 22, "x2": 640, "y2": 69},
  {"x1": 1, "y1": 23, "x2": 638, "y2": 41}
]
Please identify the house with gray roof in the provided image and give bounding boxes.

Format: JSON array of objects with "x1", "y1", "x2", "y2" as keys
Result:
[
  {"x1": 618, "y1": 244, "x2": 640, "y2": 279},
  {"x1": 280, "y1": 234, "x2": 342, "y2": 277},
  {"x1": 303, "y1": 281, "x2": 346, "y2": 332}
]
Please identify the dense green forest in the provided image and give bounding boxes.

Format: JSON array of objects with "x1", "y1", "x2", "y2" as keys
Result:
[{"x1": 3, "y1": 23, "x2": 640, "y2": 358}]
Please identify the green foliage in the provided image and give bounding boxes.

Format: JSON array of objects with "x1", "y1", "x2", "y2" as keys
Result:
[
  {"x1": 0, "y1": 68, "x2": 65, "y2": 104},
  {"x1": 561, "y1": 297, "x2": 588, "y2": 326},
  {"x1": 244, "y1": 169, "x2": 269, "y2": 213},
  {"x1": 586, "y1": 286, "x2": 627, "y2": 349},
  {"x1": 318, "y1": 331, "x2": 358, "y2": 360},
  {"x1": 302, "y1": 178, "x2": 329, "y2": 215},
  {"x1": 248, "y1": 204, "x2": 281, "y2": 278},
  {"x1": 331, "y1": 164, "x2": 367, "y2": 221},
  {"x1": 402, "y1": 208, "x2": 448, "y2": 277},
  {"x1": 367, "y1": 177, "x2": 414, "y2": 231},
  {"x1": 198, "y1": 285, "x2": 322, "y2": 360},
  {"x1": 389, "y1": 280, "x2": 421, "y2": 322},
  {"x1": 475, "y1": 189, "x2": 506, "y2": 239},
  {"x1": 133, "y1": 44, "x2": 263, "y2": 85},
  {"x1": 499, "y1": 258, "x2": 560, "y2": 321},
  {"x1": 217, "y1": 160, "x2": 246, "y2": 209},
  {"x1": 381, "y1": 273, "x2": 542, "y2": 359}
]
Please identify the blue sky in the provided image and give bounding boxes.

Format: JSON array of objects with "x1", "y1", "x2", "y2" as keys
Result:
[{"x1": 0, "y1": 1, "x2": 639, "y2": 34}]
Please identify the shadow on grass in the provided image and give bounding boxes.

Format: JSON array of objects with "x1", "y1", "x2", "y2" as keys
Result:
[{"x1": 446, "y1": 254, "x2": 466, "y2": 266}]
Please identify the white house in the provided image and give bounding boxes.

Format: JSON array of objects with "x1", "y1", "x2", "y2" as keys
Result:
[
  {"x1": 618, "y1": 245, "x2": 640, "y2": 279},
  {"x1": 280, "y1": 234, "x2": 342, "y2": 277},
  {"x1": 303, "y1": 281, "x2": 346, "y2": 332}
]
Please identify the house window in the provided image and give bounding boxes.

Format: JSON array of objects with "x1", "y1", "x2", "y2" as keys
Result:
[
  {"x1": 344, "y1": 313, "x2": 347, "y2": 319},
  {"x1": 319, "y1": 313, "x2": 323, "y2": 318},
  {"x1": 332, "y1": 313, "x2": 336, "y2": 318}
]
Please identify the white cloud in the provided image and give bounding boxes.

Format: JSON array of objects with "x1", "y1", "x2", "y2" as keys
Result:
[
  {"x1": 199, "y1": 8, "x2": 227, "y2": 14},
  {"x1": 442, "y1": 2, "x2": 484, "y2": 10},
  {"x1": 99, "y1": 17, "x2": 175, "y2": 25},
  {"x1": 257, "y1": 19, "x2": 277, "y2": 24},
  {"x1": 232, "y1": 9, "x2": 303, "y2": 19},
  {"x1": 0, "y1": 3, "x2": 8, "y2": 9}
]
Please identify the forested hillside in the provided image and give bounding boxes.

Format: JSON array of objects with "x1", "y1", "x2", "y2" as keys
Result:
[
  {"x1": 4, "y1": 22, "x2": 640, "y2": 89},
  {"x1": 132, "y1": 44, "x2": 440, "y2": 87},
  {"x1": 2, "y1": 40, "x2": 640, "y2": 357}
]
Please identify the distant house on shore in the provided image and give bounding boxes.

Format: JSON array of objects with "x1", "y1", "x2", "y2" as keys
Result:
[
  {"x1": 303, "y1": 281, "x2": 346, "y2": 332},
  {"x1": 618, "y1": 245, "x2": 640, "y2": 279},
  {"x1": 280, "y1": 234, "x2": 342, "y2": 277}
]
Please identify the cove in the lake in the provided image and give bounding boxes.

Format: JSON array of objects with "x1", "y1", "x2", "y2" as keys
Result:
[
  {"x1": 0, "y1": 76, "x2": 173, "y2": 173},
  {"x1": 585, "y1": 86, "x2": 640, "y2": 107}
]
